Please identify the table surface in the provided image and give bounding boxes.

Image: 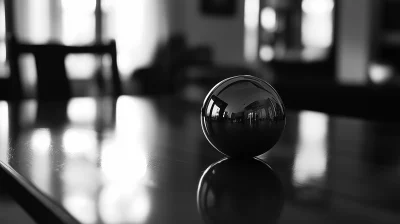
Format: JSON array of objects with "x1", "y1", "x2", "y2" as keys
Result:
[{"x1": 0, "y1": 95, "x2": 400, "y2": 224}]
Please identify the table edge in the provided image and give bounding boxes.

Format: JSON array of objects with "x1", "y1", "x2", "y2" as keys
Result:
[{"x1": 0, "y1": 161, "x2": 81, "y2": 224}]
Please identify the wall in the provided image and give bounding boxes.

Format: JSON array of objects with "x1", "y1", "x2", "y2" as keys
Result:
[
  {"x1": 336, "y1": 0, "x2": 373, "y2": 85},
  {"x1": 180, "y1": 0, "x2": 246, "y2": 66}
]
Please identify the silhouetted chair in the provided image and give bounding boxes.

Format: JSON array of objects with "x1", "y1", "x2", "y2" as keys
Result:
[{"x1": 8, "y1": 36, "x2": 122, "y2": 100}]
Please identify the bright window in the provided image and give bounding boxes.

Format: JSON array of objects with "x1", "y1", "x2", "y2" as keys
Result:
[{"x1": 0, "y1": 0, "x2": 8, "y2": 77}]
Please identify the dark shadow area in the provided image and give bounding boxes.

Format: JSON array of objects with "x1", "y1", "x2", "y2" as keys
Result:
[
  {"x1": 274, "y1": 81, "x2": 400, "y2": 122},
  {"x1": 197, "y1": 158, "x2": 284, "y2": 224}
]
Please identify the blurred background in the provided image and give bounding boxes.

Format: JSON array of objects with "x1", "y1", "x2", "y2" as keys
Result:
[
  {"x1": 0, "y1": 0, "x2": 399, "y2": 116},
  {"x1": 1, "y1": 0, "x2": 399, "y2": 120},
  {"x1": 1, "y1": 1, "x2": 400, "y2": 223}
]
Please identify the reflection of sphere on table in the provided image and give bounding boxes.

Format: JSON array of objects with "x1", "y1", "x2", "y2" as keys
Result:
[
  {"x1": 201, "y1": 75, "x2": 286, "y2": 157},
  {"x1": 197, "y1": 158, "x2": 284, "y2": 224}
]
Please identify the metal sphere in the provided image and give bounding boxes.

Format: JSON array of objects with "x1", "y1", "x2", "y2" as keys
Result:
[
  {"x1": 201, "y1": 75, "x2": 285, "y2": 157},
  {"x1": 197, "y1": 158, "x2": 284, "y2": 224}
]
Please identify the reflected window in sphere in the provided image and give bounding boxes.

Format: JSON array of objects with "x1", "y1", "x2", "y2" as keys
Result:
[{"x1": 201, "y1": 75, "x2": 285, "y2": 157}]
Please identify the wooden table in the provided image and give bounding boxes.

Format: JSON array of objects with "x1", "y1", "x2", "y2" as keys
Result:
[{"x1": 0, "y1": 96, "x2": 399, "y2": 223}]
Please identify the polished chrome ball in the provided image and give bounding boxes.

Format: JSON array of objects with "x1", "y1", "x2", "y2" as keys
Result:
[
  {"x1": 201, "y1": 75, "x2": 285, "y2": 157},
  {"x1": 197, "y1": 158, "x2": 284, "y2": 224}
]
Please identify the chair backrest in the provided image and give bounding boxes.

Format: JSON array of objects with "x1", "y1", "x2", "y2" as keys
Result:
[{"x1": 8, "y1": 36, "x2": 122, "y2": 100}]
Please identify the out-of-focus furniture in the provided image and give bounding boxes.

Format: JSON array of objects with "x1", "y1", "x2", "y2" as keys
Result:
[{"x1": 8, "y1": 36, "x2": 122, "y2": 100}]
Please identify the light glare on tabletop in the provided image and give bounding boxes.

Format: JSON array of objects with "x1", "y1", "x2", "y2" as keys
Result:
[
  {"x1": 67, "y1": 98, "x2": 97, "y2": 124},
  {"x1": 31, "y1": 128, "x2": 51, "y2": 153},
  {"x1": 31, "y1": 129, "x2": 52, "y2": 195},
  {"x1": 99, "y1": 185, "x2": 151, "y2": 224},
  {"x1": 0, "y1": 101, "x2": 8, "y2": 161},
  {"x1": 293, "y1": 111, "x2": 328, "y2": 186},
  {"x1": 61, "y1": 155, "x2": 101, "y2": 224},
  {"x1": 63, "y1": 194, "x2": 97, "y2": 224},
  {"x1": 116, "y1": 96, "x2": 158, "y2": 147},
  {"x1": 63, "y1": 128, "x2": 97, "y2": 161},
  {"x1": 101, "y1": 138, "x2": 148, "y2": 185},
  {"x1": 99, "y1": 97, "x2": 154, "y2": 223},
  {"x1": 19, "y1": 100, "x2": 38, "y2": 126}
]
